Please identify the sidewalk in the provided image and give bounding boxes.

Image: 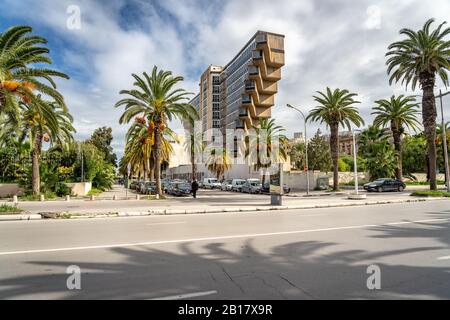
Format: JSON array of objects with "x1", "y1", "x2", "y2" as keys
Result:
[{"x1": 4, "y1": 189, "x2": 448, "y2": 220}]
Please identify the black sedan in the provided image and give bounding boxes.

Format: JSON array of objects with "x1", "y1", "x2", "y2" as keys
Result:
[{"x1": 363, "y1": 179, "x2": 406, "y2": 192}]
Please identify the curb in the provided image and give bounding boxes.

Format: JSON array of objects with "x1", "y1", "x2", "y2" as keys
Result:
[
  {"x1": 24, "y1": 196, "x2": 448, "y2": 221},
  {"x1": 0, "y1": 214, "x2": 42, "y2": 221}
]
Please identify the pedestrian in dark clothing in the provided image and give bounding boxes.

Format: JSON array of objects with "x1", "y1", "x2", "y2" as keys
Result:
[{"x1": 191, "y1": 180, "x2": 199, "y2": 199}]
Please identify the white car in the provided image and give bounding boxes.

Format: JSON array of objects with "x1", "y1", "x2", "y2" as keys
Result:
[
  {"x1": 231, "y1": 179, "x2": 246, "y2": 192},
  {"x1": 203, "y1": 178, "x2": 221, "y2": 189},
  {"x1": 221, "y1": 180, "x2": 233, "y2": 191}
]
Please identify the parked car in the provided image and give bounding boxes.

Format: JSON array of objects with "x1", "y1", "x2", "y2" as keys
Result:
[
  {"x1": 129, "y1": 181, "x2": 139, "y2": 190},
  {"x1": 167, "y1": 181, "x2": 192, "y2": 196},
  {"x1": 231, "y1": 179, "x2": 246, "y2": 192},
  {"x1": 221, "y1": 179, "x2": 233, "y2": 191},
  {"x1": 136, "y1": 181, "x2": 147, "y2": 194},
  {"x1": 143, "y1": 181, "x2": 156, "y2": 195},
  {"x1": 202, "y1": 178, "x2": 221, "y2": 189},
  {"x1": 261, "y1": 183, "x2": 291, "y2": 194},
  {"x1": 363, "y1": 178, "x2": 406, "y2": 192},
  {"x1": 241, "y1": 179, "x2": 262, "y2": 194}
]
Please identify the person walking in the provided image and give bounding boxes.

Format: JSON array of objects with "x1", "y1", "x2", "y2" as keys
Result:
[{"x1": 191, "y1": 179, "x2": 199, "y2": 199}]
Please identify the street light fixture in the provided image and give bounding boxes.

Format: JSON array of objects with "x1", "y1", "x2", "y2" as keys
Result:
[{"x1": 286, "y1": 104, "x2": 310, "y2": 195}]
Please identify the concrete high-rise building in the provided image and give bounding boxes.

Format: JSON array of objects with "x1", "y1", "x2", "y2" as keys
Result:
[{"x1": 189, "y1": 31, "x2": 285, "y2": 142}]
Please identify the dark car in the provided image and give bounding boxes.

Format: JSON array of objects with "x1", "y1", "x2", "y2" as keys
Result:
[
  {"x1": 262, "y1": 183, "x2": 291, "y2": 194},
  {"x1": 143, "y1": 181, "x2": 156, "y2": 195},
  {"x1": 167, "y1": 182, "x2": 192, "y2": 197},
  {"x1": 363, "y1": 178, "x2": 406, "y2": 192},
  {"x1": 129, "y1": 181, "x2": 139, "y2": 190}
]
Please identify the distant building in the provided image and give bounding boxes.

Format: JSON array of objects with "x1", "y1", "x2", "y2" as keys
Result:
[{"x1": 291, "y1": 132, "x2": 305, "y2": 144}]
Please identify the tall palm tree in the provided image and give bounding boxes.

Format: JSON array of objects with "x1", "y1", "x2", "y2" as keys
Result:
[
  {"x1": 245, "y1": 118, "x2": 289, "y2": 185},
  {"x1": 184, "y1": 119, "x2": 203, "y2": 181},
  {"x1": 386, "y1": 18, "x2": 450, "y2": 190},
  {"x1": 206, "y1": 147, "x2": 232, "y2": 180},
  {"x1": 21, "y1": 99, "x2": 75, "y2": 195},
  {"x1": 115, "y1": 66, "x2": 197, "y2": 195},
  {"x1": 307, "y1": 87, "x2": 364, "y2": 190},
  {"x1": 372, "y1": 95, "x2": 421, "y2": 180},
  {"x1": 0, "y1": 26, "x2": 69, "y2": 123}
]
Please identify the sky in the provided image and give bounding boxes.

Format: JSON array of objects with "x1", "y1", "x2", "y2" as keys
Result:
[{"x1": 1, "y1": 0, "x2": 450, "y2": 159}]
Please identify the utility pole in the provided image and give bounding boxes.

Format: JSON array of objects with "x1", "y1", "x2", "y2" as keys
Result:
[
  {"x1": 439, "y1": 90, "x2": 450, "y2": 192},
  {"x1": 286, "y1": 104, "x2": 310, "y2": 195}
]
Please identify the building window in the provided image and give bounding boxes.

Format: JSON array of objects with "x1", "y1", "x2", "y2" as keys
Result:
[{"x1": 212, "y1": 95, "x2": 220, "y2": 102}]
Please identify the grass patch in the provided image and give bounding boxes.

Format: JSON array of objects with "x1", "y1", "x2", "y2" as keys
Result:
[
  {"x1": 87, "y1": 188, "x2": 103, "y2": 196},
  {"x1": 146, "y1": 195, "x2": 167, "y2": 200},
  {"x1": 411, "y1": 190, "x2": 450, "y2": 197},
  {"x1": 405, "y1": 180, "x2": 445, "y2": 186},
  {"x1": 19, "y1": 191, "x2": 57, "y2": 201},
  {"x1": 0, "y1": 204, "x2": 23, "y2": 214}
]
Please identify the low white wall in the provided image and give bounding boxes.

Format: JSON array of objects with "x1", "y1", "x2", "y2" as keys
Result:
[
  {"x1": 0, "y1": 183, "x2": 25, "y2": 197},
  {"x1": 65, "y1": 182, "x2": 92, "y2": 196}
]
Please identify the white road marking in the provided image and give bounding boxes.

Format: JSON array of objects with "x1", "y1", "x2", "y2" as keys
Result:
[
  {"x1": 0, "y1": 217, "x2": 448, "y2": 256},
  {"x1": 437, "y1": 255, "x2": 450, "y2": 260},
  {"x1": 150, "y1": 290, "x2": 218, "y2": 300},
  {"x1": 146, "y1": 222, "x2": 187, "y2": 226}
]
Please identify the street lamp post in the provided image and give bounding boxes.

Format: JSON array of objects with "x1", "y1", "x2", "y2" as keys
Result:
[
  {"x1": 287, "y1": 104, "x2": 310, "y2": 195},
  {"x1": 348, "y1": 129, "x2": 366, "y2": 200},
  {"x1": 352, "y1": 129, "x2": 361, "y2": 195},
  {"x1": 439, "y1": 90, "x2": 450, "y2": 192}
]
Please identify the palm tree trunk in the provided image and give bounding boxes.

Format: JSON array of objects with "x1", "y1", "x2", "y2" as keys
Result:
[
  {"x1": 421, "y1": 73, "x2": 437, "y2": 190},
  {"x1": 32, "y1": 133, "x2": 42, "y2": 196},
  {"x1": 191, "y1": 148, "x2": 197, "y2": 181},
  {"x1": 391, "y1": 123, "x2": 403, "y2": 180},
  {"x1": 154, "y1": 125, "x2": 162, "y2": 195},
  {"x1": 330, "y1": 123, "x2": 339, "y2": 191}
]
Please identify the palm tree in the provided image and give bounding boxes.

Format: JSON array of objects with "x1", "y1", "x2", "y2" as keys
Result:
[
  {"x1": 115, "y1": 66, "x2": 197, "y2": 195},
  {"x1": 372, "y1": 95, "x2": 421, "y2": 180},
  {"x1": 0, "y1": 26, "x2": 69, "y2": 123},
  {"x1": 245, "y1": 118, "x2": 289, "y2": 185},
  {"x1": 184, "y1": 120, "x2": 203, "y2": 181},
  {"x1": 206, "y1": 147, "x2": 232, "y2": 180},
  {"x1": 307, "y1": 87, "x2": 364, "y2": 190},
  {"x1": 21, "y1": 99, "x2": 75, "y2": 195},
  {"x1": 386, "y1": 18, "x2": 450, "y2": 190}
]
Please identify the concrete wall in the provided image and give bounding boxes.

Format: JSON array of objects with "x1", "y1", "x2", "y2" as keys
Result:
[
  {"x1": 0, "y1": 184, "x2": 25, "y2": 197},
  {"x1": 65, "y1": 182, "x2": 92, "y2": 196}
]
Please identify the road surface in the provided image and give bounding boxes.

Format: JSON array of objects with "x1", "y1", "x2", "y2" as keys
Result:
[{"x1": 1, "y1": 200, "x2": 450, "y2": 299}]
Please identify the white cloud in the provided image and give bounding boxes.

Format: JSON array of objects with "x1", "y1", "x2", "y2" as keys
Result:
[
  {"x1": 2, "y1": 0, "x2": 450, "y2": 151},
  {"x1": 365, "y1": 5, "x2": 382, "y2": 30}
]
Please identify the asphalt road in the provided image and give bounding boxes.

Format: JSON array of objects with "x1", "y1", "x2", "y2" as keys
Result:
[{"x1": 1, "y1": 200, "x2": 450, "y2": 299}]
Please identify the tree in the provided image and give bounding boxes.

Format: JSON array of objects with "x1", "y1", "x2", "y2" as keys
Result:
[
  {"x1": 184, "y1": 119, "x2": 203, "y2": 181},
  {"x1": 306, "y1": 129, "x2": 332, "y2": 172},
  {"x1": 0, "y1": 26, "x2": 69, "y2": 123},
  {"x1": 290, "y1": 142, "x2": 306, "y2": 170},
  {"x1": 89, "y1": 127, "x2": 117, "y2": 167},
  {"x1": 402, "y1": 134, "x2": 428, "y2": 177},
  {"x1": 307, "y1": 88, "x2": 364, "y2": 190},
  {"x1": 115, "y1": 66, "x2": 197, "y2": 195},
  {"x1": 372, "y1": 95, "x2": 421, "y2": 180},
  {"x1": 206, "y1": 147, "x2": 232, "y2": 180},
  {"x1": 245, "y1": 118, "x2": 289, "y2": 185},
  {"x1": 358, "y1": 126, "x2": 397, "y2": 180},
  {"x1": 20, "y1": 99, "x2": 75, "y2": 195},
  {"x1": 386, "y1": 19, "x2": 450, "y2": 190}
]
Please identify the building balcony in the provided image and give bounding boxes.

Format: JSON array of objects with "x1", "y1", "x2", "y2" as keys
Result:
[
  {"x1": 252, "y1": 50, "x2": 263, "y2": 60},
  {"x1": 235, "y1": 120, "x2": 245, "y2": 129},
  {"x1": 248, "y1": 65, "x2": 259, "y2": 76},
  {"x1": 239, "y1": 107, "x2": 248, "y2": 116},
  {"x1": 245, "y1": 80, "x2": 256, "y2": 91},
  {"x1": 256, "y1": 33, "x2": 268, "y2": 44},
  {"x1": 242, "y1": 94, "x2": 252, "y2": 104}
]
